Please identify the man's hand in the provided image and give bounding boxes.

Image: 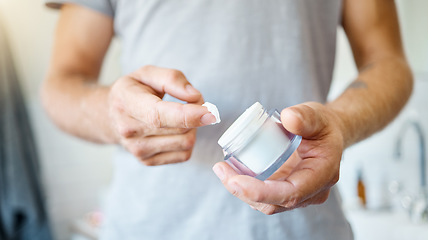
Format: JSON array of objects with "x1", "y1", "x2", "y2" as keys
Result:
[
  {"x1": 211, "y1": 0, "x2": 412, "y2": 215},
  {"x1": 42, "y1": 5, "x2": 217, "y2": 165},
  {"x1": 108, "y1": 65, "x2": 217, "y2": 165},
  {"x1": 213, "y1": 102, "x2": 344, "y2": 215}
]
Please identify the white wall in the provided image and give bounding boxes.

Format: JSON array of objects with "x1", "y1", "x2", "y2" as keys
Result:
[
  {"x1": 0, "y1": 0, "x2": 427, "y2": 239},
  {"x1": 0, "y1": 1, "x2": 121, "y2": 239},
  {"x1": 397, "y1": 0, "x2": 428, "y2": 74}
]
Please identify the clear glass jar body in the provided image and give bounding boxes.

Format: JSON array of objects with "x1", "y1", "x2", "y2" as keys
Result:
[{"x1": 218, "y1": 102, "x2": 302, "y2": 180}]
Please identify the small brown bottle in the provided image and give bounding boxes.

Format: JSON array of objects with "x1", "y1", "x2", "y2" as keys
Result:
[{"x1": 357, "y1": 171, "x2": 367, "y2": 208}]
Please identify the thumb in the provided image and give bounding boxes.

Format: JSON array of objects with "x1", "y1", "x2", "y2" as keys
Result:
[
  {"x1": 132, "y1": 65, "x2": 203, "y2": 104},
  {"x1": 280, "y1": 102, "x2": 328, "y2": 138}
]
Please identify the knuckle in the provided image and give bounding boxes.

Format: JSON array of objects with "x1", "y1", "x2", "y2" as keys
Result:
[
  {"x1": 108, "y1": 93, "x2": 124, "y2": 112},
  {"x1": 111, "y1": 102, "x2": 124, "y2": 115},
  {"x1": 126, "y1": 144, "x2": 137, "y2": 155},
  {"x1": 180, "y1": 105, "x2": 190, "y2": 129},
  {"x1": 141, "y1": 159, "x2": 157, "y2": 166},
  {"x1": 140, "y1": 65, "x2": 154, "y2": 73},
  {"x1": 251, "y1": 191, "x2": 266, "y2": 203},
  {"x1": 140, "y1": 153, "x2": 165, "y2": 166},
  {"x1": 182, "y1": 134, "x2": 196, "y2": 150},
  {"x1": 181, "y1": 128, "x2": 191, "y2": 134},
  {"x1": 111, "y1": 77, "x2": 130, "y2": 94},
  {"x1": 174, "y1": 151, "x2": 193, "y2": 164},
  {"x1": 148, "y1": 106, "x2": 162, "y2": 128},
  {"x1": 129, "y1": 148, "x2": 141, "y2": 158},
  {"x1": 175, "y1": 128, "x2": 189, "y2": 135},
  {"x1": 118, "y1": 125, "x2": 137, "y2": 138},
  {"x1": 129, "y1": 147, "x2": 141, "y2": 158},
  {"x1": 283, "y1": 196, "x2": 301, "y2": 209},
  {"x1": 168, "y1": 151, "x2": 192, "y2": 164},
  {"x1": 260, "y1": 205, "x2": 277, "y2": 215},
  {"x1": 129, "y1": 142, "x2": 150, "y2": 159},
  {"x1": 117, "y1": 76, "x2": 129, "y2": 83},
  {"x1": 111, "y1": 77, "x2": 124, "y2": 88},
  {"x1": 165, "y1": 69, "x2": 184, "y2": 82},
  {"x1": 230, "y1": 187, "x2": 241, "y2": 197},
  {"x1": 183, "y1": 150, "x2": 193, "y2": 161}
]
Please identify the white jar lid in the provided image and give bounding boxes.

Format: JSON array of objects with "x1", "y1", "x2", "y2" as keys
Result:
[{"x1": 218, "y1": 102, "x2": 267, "y2": 152}]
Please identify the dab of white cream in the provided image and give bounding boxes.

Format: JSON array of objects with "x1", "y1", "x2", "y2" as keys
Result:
[{"x1": 202, "y1": 102, "x2": 221, "y2": 125}]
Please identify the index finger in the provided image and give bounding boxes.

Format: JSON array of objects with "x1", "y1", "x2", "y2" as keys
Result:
[{"x1": 132, "y1": 65, "x2": 204, "y2": 104}]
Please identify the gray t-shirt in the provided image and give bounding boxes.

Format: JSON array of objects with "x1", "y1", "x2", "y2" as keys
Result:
[{"x1": 47, "y1": 1, "x2": 353, "y2": 239}]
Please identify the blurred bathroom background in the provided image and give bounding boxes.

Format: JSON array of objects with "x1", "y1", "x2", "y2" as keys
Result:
[{"x1": 0, "y1": 0, "x2": 427, "y2": 239}]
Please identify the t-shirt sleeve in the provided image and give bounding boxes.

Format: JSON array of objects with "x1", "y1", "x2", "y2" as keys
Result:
[{"x1": 45, "y1": 0, "x2": 114, "y2": 17}]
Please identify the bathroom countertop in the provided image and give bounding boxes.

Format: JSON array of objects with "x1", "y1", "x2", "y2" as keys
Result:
[{"x1": 345, "y1": 208, "x2": 428, "y2": 240}]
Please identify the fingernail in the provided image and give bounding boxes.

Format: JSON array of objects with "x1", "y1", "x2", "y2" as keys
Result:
[
  {"x1": 186, "y1": 84, "x2": 200, "y2": 95},
  {"x1": 213, "y1": 164, "x2": 225, "y2": 181},
  {"x1": 201, "y1": 113, "x2": 217, "y2": 125}
]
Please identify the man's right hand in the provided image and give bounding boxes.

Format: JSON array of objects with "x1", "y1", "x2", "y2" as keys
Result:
[
  {"x1": 108, "y1": 65, "x2": 216, "y2": 166},
  {"x1": 43, "y1": 5, "x2": 216, "y2": 165}
]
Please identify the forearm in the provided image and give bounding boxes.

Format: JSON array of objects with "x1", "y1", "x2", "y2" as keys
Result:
[
  {"x1": 41, "y1": 73, "x2": 117, "y2": 144},
  {"x1": 327, "y1": 56, "x2": 413, "y2": 148}
]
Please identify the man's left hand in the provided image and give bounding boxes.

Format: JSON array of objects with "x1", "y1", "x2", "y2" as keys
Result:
[{"x1": 213, "y1": 102, "x2": 345, "y2": 215}]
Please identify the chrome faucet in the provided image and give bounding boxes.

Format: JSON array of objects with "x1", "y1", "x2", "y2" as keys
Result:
[{"x1": 394, "y1": 119, "x2": 428, "y2": 222}]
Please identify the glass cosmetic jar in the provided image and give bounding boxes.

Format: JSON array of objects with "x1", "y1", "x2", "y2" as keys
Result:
[{"x1": 218, "y1": 102, "x2": 302, "y2": 180}]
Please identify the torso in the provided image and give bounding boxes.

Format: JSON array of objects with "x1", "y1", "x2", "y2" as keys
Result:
[{"x1": 102, "y1": 1, "x2": 353, "y2": 239}]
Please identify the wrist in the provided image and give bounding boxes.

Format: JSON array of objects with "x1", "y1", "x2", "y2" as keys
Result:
[
  {"x1": 105, "y1": 85, "x2": 124, "y2": 145},
  {"x1": 324, "y1": 103, "x2": 352, "y2": 149}
]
